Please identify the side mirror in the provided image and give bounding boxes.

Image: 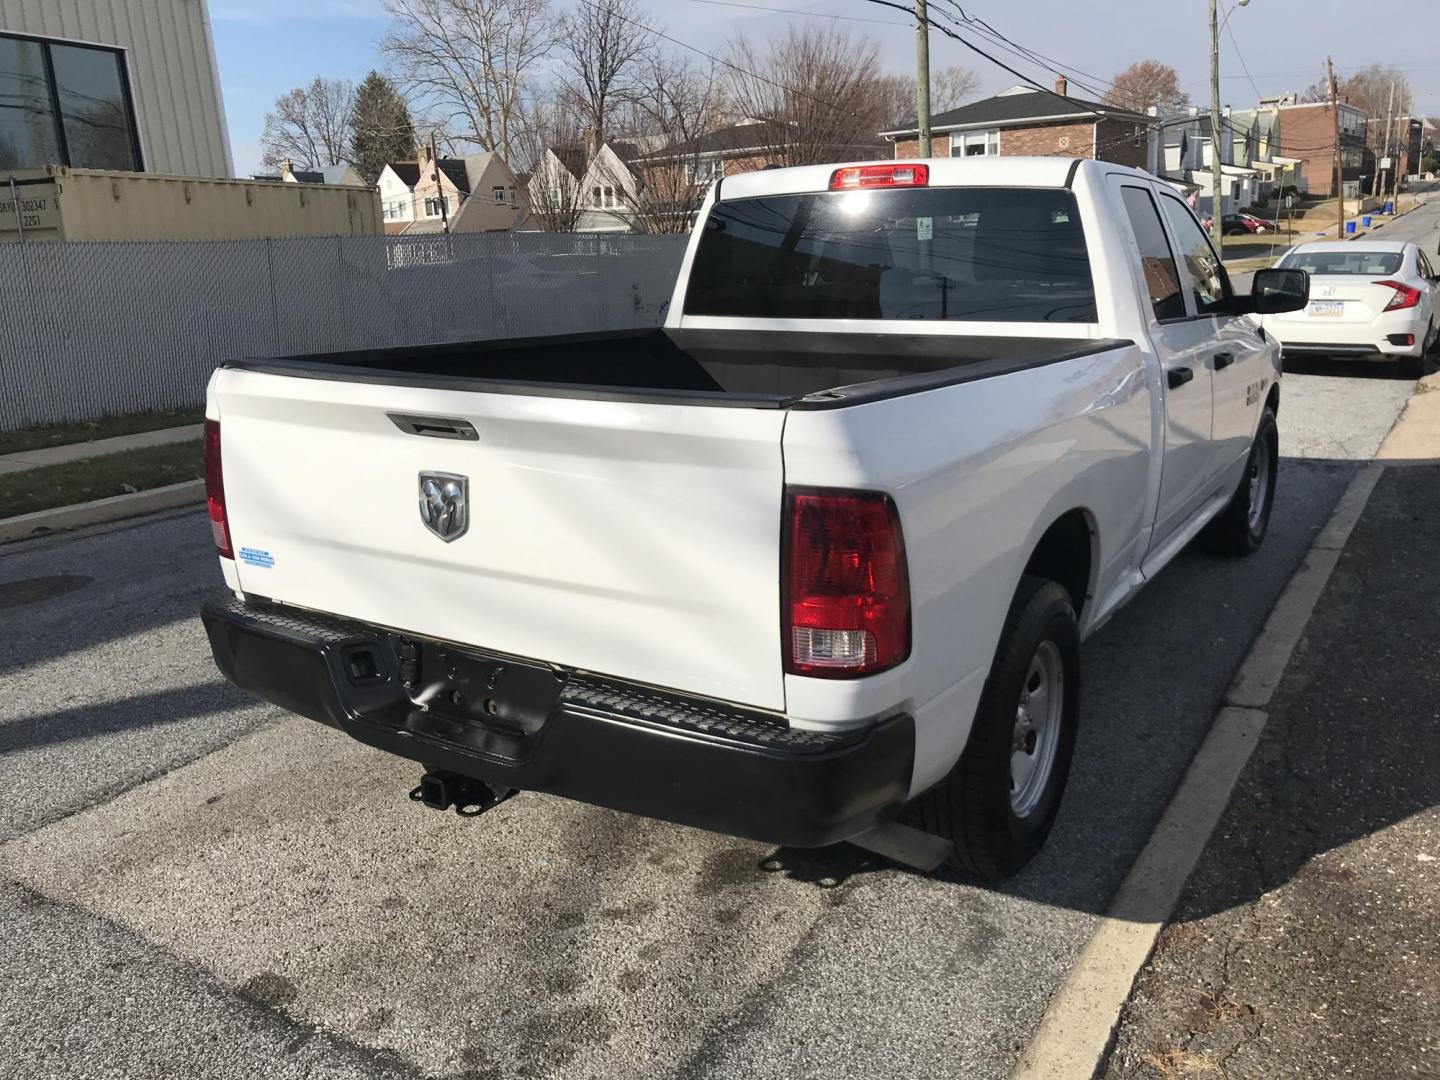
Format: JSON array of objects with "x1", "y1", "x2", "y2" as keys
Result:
[{"x1": 1247, "y1": 267, "x2": 1309, "y2": 315}]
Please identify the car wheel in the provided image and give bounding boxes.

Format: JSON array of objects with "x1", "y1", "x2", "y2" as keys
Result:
[
  {"x1": 1202, "y1": 406, "x2": 1278, "y2": 556},
  {"x1": 908, "y1": 575, "x2": 1080, "y2": 879}
]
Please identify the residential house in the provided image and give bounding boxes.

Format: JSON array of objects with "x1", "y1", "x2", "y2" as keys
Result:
[
  {"x1": 0, "y1": 0, "x2": 232, "y2": 177},
  {"x1": 378, "y1": 147, "x2": 524, "y2": 234},
  {"x1": 525, "y1": 141, "x2": 644, "y2": 233},
  {"x1": 1270, "y1": 98, "x2": 1368, "y2": 197},
  {"x1": 252, "y1": 161, "x2": 367, "y2": 187},
  {"x1": 882, "y1": 78, "x2": 1149, "y2": 167}
]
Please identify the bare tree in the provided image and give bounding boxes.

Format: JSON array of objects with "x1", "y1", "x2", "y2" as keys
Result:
[
  {"x1": 932, "y1": 66, "x2": 980, "y2": 112},
  {"x1": 724, "y1": 25, "x2": 888, "y2": 167},
  {"x1": 383, "y1": 0, "x2": 555, "y2": 160},
  {"x1": 1338, "y1": 65, "x2": 1414, "y2": 158},
  {"x1": 511, "y1": 94, "x2": 588, "y2": 232},
  {"x1": 1103, "y1": 60, "x2": 1188, "y2": 114},
  {"x1": 261, "y1": 77, "x2": 355, "y2": 169},
  {"x1": 604, "y1": 54, "x2": 724, "y2": 234},
  {"x1": 558, "y1": 0, "x2": 655, "y2": 156}
]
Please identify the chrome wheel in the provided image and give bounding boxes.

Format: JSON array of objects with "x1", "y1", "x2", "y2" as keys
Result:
[
  {"x1": 1246, "y1": 429, "x2": 1271, "y2": 532},
  {"x1": 1009, "y1": 640, "x2": 1064, "y2": 818}
]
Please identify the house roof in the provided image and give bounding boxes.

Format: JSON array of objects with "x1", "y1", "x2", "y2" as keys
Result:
[
  {"x1": 384, "y1": 158, "x2": 474, "y2": 194},
  {"x1": 388, "y1": 161, "x2": 421, "y2": 187},
  {"x1": 550, "y1": 145, "x2": 588, "y2": 178},
  {"x1": 646, "y1": 118, "x2": 886, "y2": 160},
  {"x1": 883, "y1": 87, "x2": 1149, "y2": 137}
]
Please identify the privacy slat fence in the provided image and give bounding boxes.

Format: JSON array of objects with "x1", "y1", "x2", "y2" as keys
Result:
[{"x1": 0, "y1": 231, "x2": 689, "y2": 432}]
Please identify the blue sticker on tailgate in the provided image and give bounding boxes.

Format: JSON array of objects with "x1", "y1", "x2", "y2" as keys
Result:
[{"x1": 239, "y1": 547, "x2": 274, "y2": 569}]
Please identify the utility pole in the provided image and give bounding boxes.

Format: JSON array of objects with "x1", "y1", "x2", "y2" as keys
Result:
[
  {"x1": 1208, "y1": 0, "x2": 1224, "y2": 246},
  {"x1": 1329, "y1": 57, "x2": 1344, "y2": 240},
  {"x1": 915, "y1": 0, "x2": 932, "y2": 157},
  {"x1": 1382, "y1": 79, "x2": 1396, "y2": 206},
  {"x1": 430, "y1": 131, "x2": 450, "y2": 234}
]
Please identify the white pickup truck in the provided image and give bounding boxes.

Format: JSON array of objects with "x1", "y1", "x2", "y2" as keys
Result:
[{"x1": 201, "y1": 158, "x2": 1308, "y2": 877}]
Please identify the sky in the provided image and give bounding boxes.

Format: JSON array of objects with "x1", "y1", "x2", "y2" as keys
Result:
[{"x1": 210, "y1": 0, "x2": 1440, "y2": 176}]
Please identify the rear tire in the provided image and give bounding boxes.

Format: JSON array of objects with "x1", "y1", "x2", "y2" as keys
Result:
[
  {"x1": 1201, "y1": 406, "x2": 1277, "y2": 557},
  {"x1": 910, "y1": 575, "x2": 1080, "y2": 879}
]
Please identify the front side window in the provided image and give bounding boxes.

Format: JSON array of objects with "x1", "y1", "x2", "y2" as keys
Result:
[
  {"x1": 0, "y1": 33, "x2": 140, "y2": 171},
  {"x1": 1158, "y1": 195, "x2": 1230, "y2": 315},
  {"x1": 685, "y1": 186, "x2": 1097, "y2": 322},
  {"x1": 1119, "y1": 186, "x2": 1185, "y2": 321}
]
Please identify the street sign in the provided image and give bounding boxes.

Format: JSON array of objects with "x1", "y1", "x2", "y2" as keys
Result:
[{"x1": 1381, "y1": 156, "x2": 1393, "y2": 170}]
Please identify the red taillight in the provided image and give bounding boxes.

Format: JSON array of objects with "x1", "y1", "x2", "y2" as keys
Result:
[
  {"x1": 203, "y1": 418, "x2": 232, "y2": 559},
  {"x1": 1376, "y1": 280, "x2": 1421, "y2": 311},
  {"x1": 829, "y1": 164, "x2": 929, "y2": 191},
  {"x1": 783, "y1": 489, "x2": 910, "y2": 678}
]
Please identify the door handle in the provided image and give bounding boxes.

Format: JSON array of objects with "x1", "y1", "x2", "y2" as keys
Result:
[
  {"x1": 1213, "y1": 351, "x2": 1236, "y2": 370},
  {"x1": 1167, "y1": 367, "x2": 1194, "y2": 389}
]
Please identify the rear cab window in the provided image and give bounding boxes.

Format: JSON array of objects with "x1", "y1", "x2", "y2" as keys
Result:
[
  {"x1": 684, "y1": 187, "x2": 1098, "y2": 323},
  {"x1": 1278, "y1": 249, "x2": 1405, "y2": 276}
]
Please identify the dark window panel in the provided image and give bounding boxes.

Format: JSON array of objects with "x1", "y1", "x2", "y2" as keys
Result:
[
  {"x1": 0, "y1": 35, "x2": 62, "y2": 170},
  {"x1": 49, "y1": 42, "x2": 138, "y2": 171}
]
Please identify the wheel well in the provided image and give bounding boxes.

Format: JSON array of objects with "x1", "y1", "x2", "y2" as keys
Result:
[
  {"x1": 1265, "y1": 383, "x2": 1280, "y2": 416},
  {"x1": 1023, "y1": 510, "x2": 1094, "y2": 620}
]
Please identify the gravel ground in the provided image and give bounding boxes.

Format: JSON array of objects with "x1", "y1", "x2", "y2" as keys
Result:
[
  {"x1": 1102, "y1": 466, "x2": 1440, "y2": 1079},
  {"x1": 0, "y1": 367, "x2": 1413, "y2": 1080}
]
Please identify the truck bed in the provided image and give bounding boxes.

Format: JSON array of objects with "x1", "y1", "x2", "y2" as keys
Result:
[{"x1": 224, "y1": 328, "x2": 1128, "y2": 409}]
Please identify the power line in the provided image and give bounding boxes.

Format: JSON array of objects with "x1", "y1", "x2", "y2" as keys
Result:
[
  {"x1": 687, "y1": 0, "x2": 907, "y2": 26},
  {"x1": 1220, "y1": 1, "x2": 1262, "y2": 102}
]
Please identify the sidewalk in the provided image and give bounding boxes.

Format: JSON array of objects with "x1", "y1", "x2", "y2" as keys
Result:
[
  {"x1": 1101, "y1": 464, "x2": 1440, "y2": 1078},
  {"x1": 0, "y1": 423, "x2": 202, "y2": 476}
]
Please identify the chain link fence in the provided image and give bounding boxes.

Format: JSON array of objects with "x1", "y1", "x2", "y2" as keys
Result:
[{"x1": 0, "y1": 231, "x2": 689, "y2": 432}]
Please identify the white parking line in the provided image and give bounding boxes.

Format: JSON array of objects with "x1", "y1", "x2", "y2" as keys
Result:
[{"x1": 1011, "y1": 461, "x2": 1384, "y2": 1080}]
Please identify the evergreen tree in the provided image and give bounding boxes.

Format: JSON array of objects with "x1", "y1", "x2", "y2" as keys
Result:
[{"x1": 349, "y1": 72, "x2": 417, "y2": 184}]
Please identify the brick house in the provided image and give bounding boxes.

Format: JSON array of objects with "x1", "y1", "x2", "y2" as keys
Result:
[
  {"x1": 1269, "y1": 100, "x2": 1367, "y2": 197},
  {"x1": 881, "y1": 78, "x2": 1149, "y2": 167}
]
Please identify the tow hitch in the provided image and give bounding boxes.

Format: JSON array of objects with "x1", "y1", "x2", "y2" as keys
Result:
[{"x1": 410, "y1": 771, "x2": 516, "y2": 817}]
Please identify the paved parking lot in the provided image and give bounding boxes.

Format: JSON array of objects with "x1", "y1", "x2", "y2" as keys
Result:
[{"x1": 0, "y1": 363, "x2": 1418, "y2": 1080}]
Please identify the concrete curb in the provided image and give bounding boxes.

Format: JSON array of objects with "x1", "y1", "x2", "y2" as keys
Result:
[
  {"x1": 0, "y1": 480, "x2": 204, "y2": 545},
  {"x1": 1377, "y1": 372, "x2": 1440, "y2": 461},
  {"x1": 1011, "y1": 462, "x2": 1384, "y2": 1080}
]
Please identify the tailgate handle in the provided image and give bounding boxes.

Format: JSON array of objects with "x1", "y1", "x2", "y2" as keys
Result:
[{"x1": 388, "y1": 413, "x2": 478, "y2": 441}]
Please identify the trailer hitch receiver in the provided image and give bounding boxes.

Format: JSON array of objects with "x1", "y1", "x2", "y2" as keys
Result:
[{"x1": 410, "y1": 771, "x2": 516, "y2": 817}]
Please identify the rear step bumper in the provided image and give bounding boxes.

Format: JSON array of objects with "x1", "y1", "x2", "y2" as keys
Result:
[{"x1": 201, "y1": 596, "x2": 914, "y2": 848}]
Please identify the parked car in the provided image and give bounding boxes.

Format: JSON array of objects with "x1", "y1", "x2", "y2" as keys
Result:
[
  {"x1": 200, "y1": 158, "x2": 1308, "y2": 878},
  {"x1": 1237, "y1": 212, "x2": 1280, "y2": 233},
  {"x1": 1263, "y1": 240, "x2": 1437, "y2": 378}
]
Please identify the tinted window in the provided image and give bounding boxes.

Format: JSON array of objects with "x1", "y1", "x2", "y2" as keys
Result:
[
  {"x1": 50, "y1": 43, "x2": 138, "y2": 170},
  {"x1": 1119, "y1": 186, "x2": 1186, "y2": 321},
  {"x1": 0, "y1": 36, "x2": 62, "y2": 169},
  {"x1": 1159, "y1": 196, "x2": 1230, "y2": 315},
  {"x1": 685, "y1": 187, "x2": 1097, "y2": 323},
  {"x1": 0, "y1": 34, "x2": 139, "y2": 172},
  {"x1": 1278, "y1": 249, "x2": 1404, "y2": 276}
]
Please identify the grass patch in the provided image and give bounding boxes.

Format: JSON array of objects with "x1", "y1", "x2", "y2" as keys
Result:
[
  {"x1": 0, "y1": 441, "x2": 202, "y2": 519},
  {"x1": 0, "y1": 407, "x2": 205, "y2": 457}
]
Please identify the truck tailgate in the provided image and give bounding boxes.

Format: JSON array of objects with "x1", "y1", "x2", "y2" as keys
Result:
[{"x1": 212, "y1": 368, "x2": 788, "y2": 711}]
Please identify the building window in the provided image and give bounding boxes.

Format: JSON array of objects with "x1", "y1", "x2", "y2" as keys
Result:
[
  {"x1": 383, "y1": 199, "x2": 407, "y2": 220},
  {"x1": 949, "y1": 129, "x2": 1000, "y2": 157},
  {"x1": 423, "y1": 196, "x2": 449, "y2": 217},
  {"x1": 493, "y1": 186, "x2": 505, "y2": 204},
  {"x1": 691, "y1": 158, "x2": 724, "y2": 183},
  {"x1": 592, "y1": 185, "x2": 616, "y2": 208},
  {"x1": 0, "y1": 32, "x2": 142, "y2": 171},
  {"x1": 508, "y1": 187, "x2": 517, "y2": 207}
]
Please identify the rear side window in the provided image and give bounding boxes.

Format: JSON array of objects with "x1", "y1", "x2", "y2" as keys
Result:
[
  {"x1": 1158, "y1": 196, "x2": 1230, "y2": 316},
  {"x1": 1278, "y1": 249, "x2": 1404, "y2": 276},
  {"x1": 1119, "y1": 186, "x2": 1185, "y2": 321},
  {"x1": 684, "y1": 187, "x2": 1097, "y2": 323}
]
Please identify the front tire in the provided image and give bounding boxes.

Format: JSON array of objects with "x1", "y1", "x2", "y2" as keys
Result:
[
  {"x1": 1201, "y1": 406, "x2": 1277, "y2": 556},
  {"x1": 910, "y1": 575, "x2": 1081, "y2": 879}
]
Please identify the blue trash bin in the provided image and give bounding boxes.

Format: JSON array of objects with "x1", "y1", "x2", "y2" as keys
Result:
[
  {"x1": 1384, "y1": 201, "x2": 1395, "y2": 214},
  {"x1": 1362, "y1": 214, "x2": 1373, "y2": 227},
  {"x1": 1346, "y1": 220, "x2": 1357, "y2": 234}
]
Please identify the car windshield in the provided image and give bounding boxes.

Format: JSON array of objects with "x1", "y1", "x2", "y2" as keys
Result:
[
  {"x1": 684, "y1": 186, "x2": 1098, "y2": 323},
  {"x1": 1279, "y1": 249, "x2": 1404, "y2": 276}
]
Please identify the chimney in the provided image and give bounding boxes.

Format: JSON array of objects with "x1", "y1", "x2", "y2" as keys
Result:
[
  {"x1": 279, "y1": 158, "x2": 293, "y2": 181},
  {"x1": 418, "y1": 142, "x2": 434, "y2": 165},
  {"x1": 1054, "y1": 76, "x2": 1068, "y2": 96}
]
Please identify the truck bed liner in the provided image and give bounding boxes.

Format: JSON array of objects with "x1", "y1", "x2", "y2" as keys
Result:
[{"x1": 222, "y1": 328, "x2": 1131, "y2": 410}]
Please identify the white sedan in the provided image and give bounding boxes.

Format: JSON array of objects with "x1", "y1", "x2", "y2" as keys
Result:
[{"x1": 1260, "y1": 240, "x2": 1438, "y2": 378}]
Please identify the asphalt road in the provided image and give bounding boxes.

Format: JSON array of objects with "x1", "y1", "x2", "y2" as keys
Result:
[{"x1": 0, "y1": 362, "x2": 1420, "y2": 1080}]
